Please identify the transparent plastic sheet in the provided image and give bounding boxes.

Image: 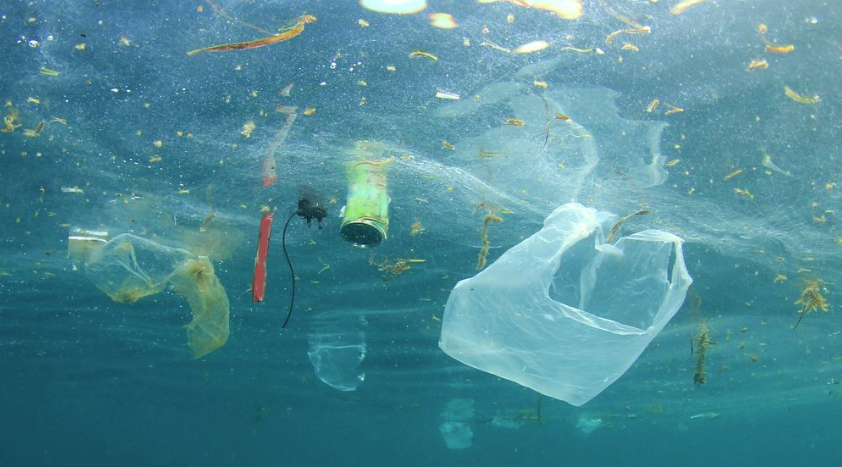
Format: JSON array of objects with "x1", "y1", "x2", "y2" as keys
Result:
[
  {"x1": 307, "y1": 313, "x2": 367, "y2": 391},
  {"x1": 84, "y1": 234, "x2": 192, "y2": 303},
  {"x1": 438, "y1": 398, "x2": 475, "y2": 449},
  {"x1": 80, "y1": 234, "x2": 230, "y2": 359},
  {"x1": 439, "y1": 203, "x2": 692, "y2": 406}
]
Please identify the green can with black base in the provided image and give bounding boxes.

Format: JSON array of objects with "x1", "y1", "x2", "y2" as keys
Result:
[{"x1": 340, "y1": 141, "x2": 390, "y2": 248}]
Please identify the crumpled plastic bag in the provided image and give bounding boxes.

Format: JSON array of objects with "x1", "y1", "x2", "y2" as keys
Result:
[
  {"x1": 170, "y1": 257, "x2": 230, "y2": 359},
  {"x1": 439, "y1": 203, "x2": 692, "y2": 406},
  {"x1": 80, "y1": 233, "x2": 230, "y2": 359}
]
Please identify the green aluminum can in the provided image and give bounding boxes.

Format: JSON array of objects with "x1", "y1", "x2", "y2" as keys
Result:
[{"x1": 340, "y1": 147, "x2": 390, "y2": 247}]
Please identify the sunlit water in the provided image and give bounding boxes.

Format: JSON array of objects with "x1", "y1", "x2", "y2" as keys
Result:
[{"x1": 1, "y1": 0, "x2": 840, "y2": 465}]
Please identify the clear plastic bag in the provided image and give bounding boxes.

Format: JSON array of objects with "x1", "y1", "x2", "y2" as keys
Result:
[
  {"x1": 439, "y1": 203, "x2": 692, "y2": 406},
  {"x1": 81, "y1": 234, "x2": 230, "y2": 359}
]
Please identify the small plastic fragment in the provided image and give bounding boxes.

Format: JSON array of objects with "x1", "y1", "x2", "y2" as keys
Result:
[
  {"x1": 761, "y1": 154, "x2": 792, "y2": 177},
  {"x1": 435, "y1": 89, "x2": 460, "y2": 100}
]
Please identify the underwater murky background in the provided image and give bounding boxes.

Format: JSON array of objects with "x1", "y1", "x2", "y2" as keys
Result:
[{"x1": 1, "y1": 0, "x2": 840, "y2": 465}]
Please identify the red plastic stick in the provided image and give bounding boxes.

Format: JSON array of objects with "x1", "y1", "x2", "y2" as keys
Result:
[{"x1": 252, "y1": 213, "x2": 274, "y2": 302}]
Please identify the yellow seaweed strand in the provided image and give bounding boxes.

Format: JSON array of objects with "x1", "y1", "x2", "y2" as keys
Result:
[
  {"x1": 784, "y1": 86, "x2": 820, "y2": 104},
  {"x1": 477, "y1": 212, "x2": 503, "y2": 271},
  {"x1": 409, "y1": 50, "x2": 439, "y2": 61},
  {"x1": 605, "y1": 27, "x2": 650, "y2": 46},
  {"x1": 187, "y1": 14, "x2": 316, "y2": 55},
  {"x1": 670, "y1": 0, "x2": 712, "y2": 16}
]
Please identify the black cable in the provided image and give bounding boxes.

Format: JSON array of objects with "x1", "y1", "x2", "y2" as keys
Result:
[{"x1": 280, "y1": 211, "x2": 297, "y2": 328}]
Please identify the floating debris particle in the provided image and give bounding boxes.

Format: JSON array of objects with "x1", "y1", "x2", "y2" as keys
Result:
[
  {"x1": 670, "y1": 0, "x2": 712, "y2": 16},
  {"x1": 734, "y1": 188, "x2": 754, "y2": 201},
  {"x1": 723, "y1": 169, "x2": 743, "y2": 181},
  {"x1": 480, "y1": 41, "x2": 511, "y2": 53},
  {"x1": 435, "y1": 89, "x2": 460, "y2": 100},
  {"x1": 693, "y1": 325, "x2": 711, "y2": 384},
  {"x1": 61, "y1": 186, "x2": 85, "y2": 194},
  {"x1": 761, "y1": 154, "x2": 792, "y2": 177},
  {"x1": 241, "y1": 121, "x2": 255, "y2": 138},
  {"x1": 360, "y1": 0, "x2": 428, "y2": 14},
  {"x1": 747, "y1": 59, "x2": 768, "y2": 71},
  {"x1": 559, "y1": 46, "x2": 593, "y2": 53},
  {"x1": 664, "y1": 102, "x2": 684, "y2": 115},
  {"x1": 784, "y1": 86, "x2": 820, "y2": 104},
  {"x1": 605, "y1": 26, "x2": 650, "y2": 46},
  {"x1": 477, "y1": 211, "x2": 503, "y2": 270},
  {"x1": 187, "y1": 14, "x2": 316, "y2": 55},
  {"x1": 409, "y1": 50, "x2": 438, "y2": 61},
  {"x1": 39, "y1": 67, "x2": 60, "y2": 77},
  {"x1": 689, "y1": 412, "x2": 720, "y2": 420},
  {"x1": 513, "y1": 40, "x2": 550, "y2": 54},
  {"x1": 410, "y1": 219, "x2": 425, "y2": 235},
  {"x1": 279, "y1": 82, "x2": 294, "y2": 97},
  {"x1": 478, "y1": 0, "x2": 584, "y2": 20},
  {"x1": 429, "y1": 12, "x2": 458, "y2": 29},
  {"x1": 766, "y1": 44, "x2": 795, "y2": 54},
  {"x1": 793, "y1": 279, "x2": 829, "y2": 328}
]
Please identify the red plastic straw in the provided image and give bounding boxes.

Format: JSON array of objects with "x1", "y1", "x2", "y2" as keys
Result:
[{"x1": 252, "y1": 213, "x2": 274, "y2": 302}]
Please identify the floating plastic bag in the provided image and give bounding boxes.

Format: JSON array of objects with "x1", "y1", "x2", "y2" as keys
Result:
[
  {"x1": 439, "y1": 203, "x2": 692, "y2": 406},
  {"x1": 83, "y1": 234, "x2": 191, "y2": 303},
  {"x1": 79, "y1": 234, "x2": 230, "y2": 359},
  {"x1": 438, "y1": 398, "x2": 475, "y2": 449},
  {"x1": 307, "y1": 332, "x2": 366, "y2": 391},
  {"x1": 169, "y1": 257, "x2": 230, "y2": 359}
]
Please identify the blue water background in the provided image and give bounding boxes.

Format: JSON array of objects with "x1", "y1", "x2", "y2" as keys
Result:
[{"x1": 1, "y1": 0, "x2": 841, "y2": 465}]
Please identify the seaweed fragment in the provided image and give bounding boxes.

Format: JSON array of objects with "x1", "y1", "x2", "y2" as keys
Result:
[
  {"x1": 793, "y1": 279, "x2": 830, "y2": 329},
  {"x1": 693, "y1": 325, "x2": 711, "y2": 385}
]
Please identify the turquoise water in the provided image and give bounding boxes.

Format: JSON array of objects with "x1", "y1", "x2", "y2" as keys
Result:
[{"x1": 1, "y1": 0, "x2": 840, "y2": 465}]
